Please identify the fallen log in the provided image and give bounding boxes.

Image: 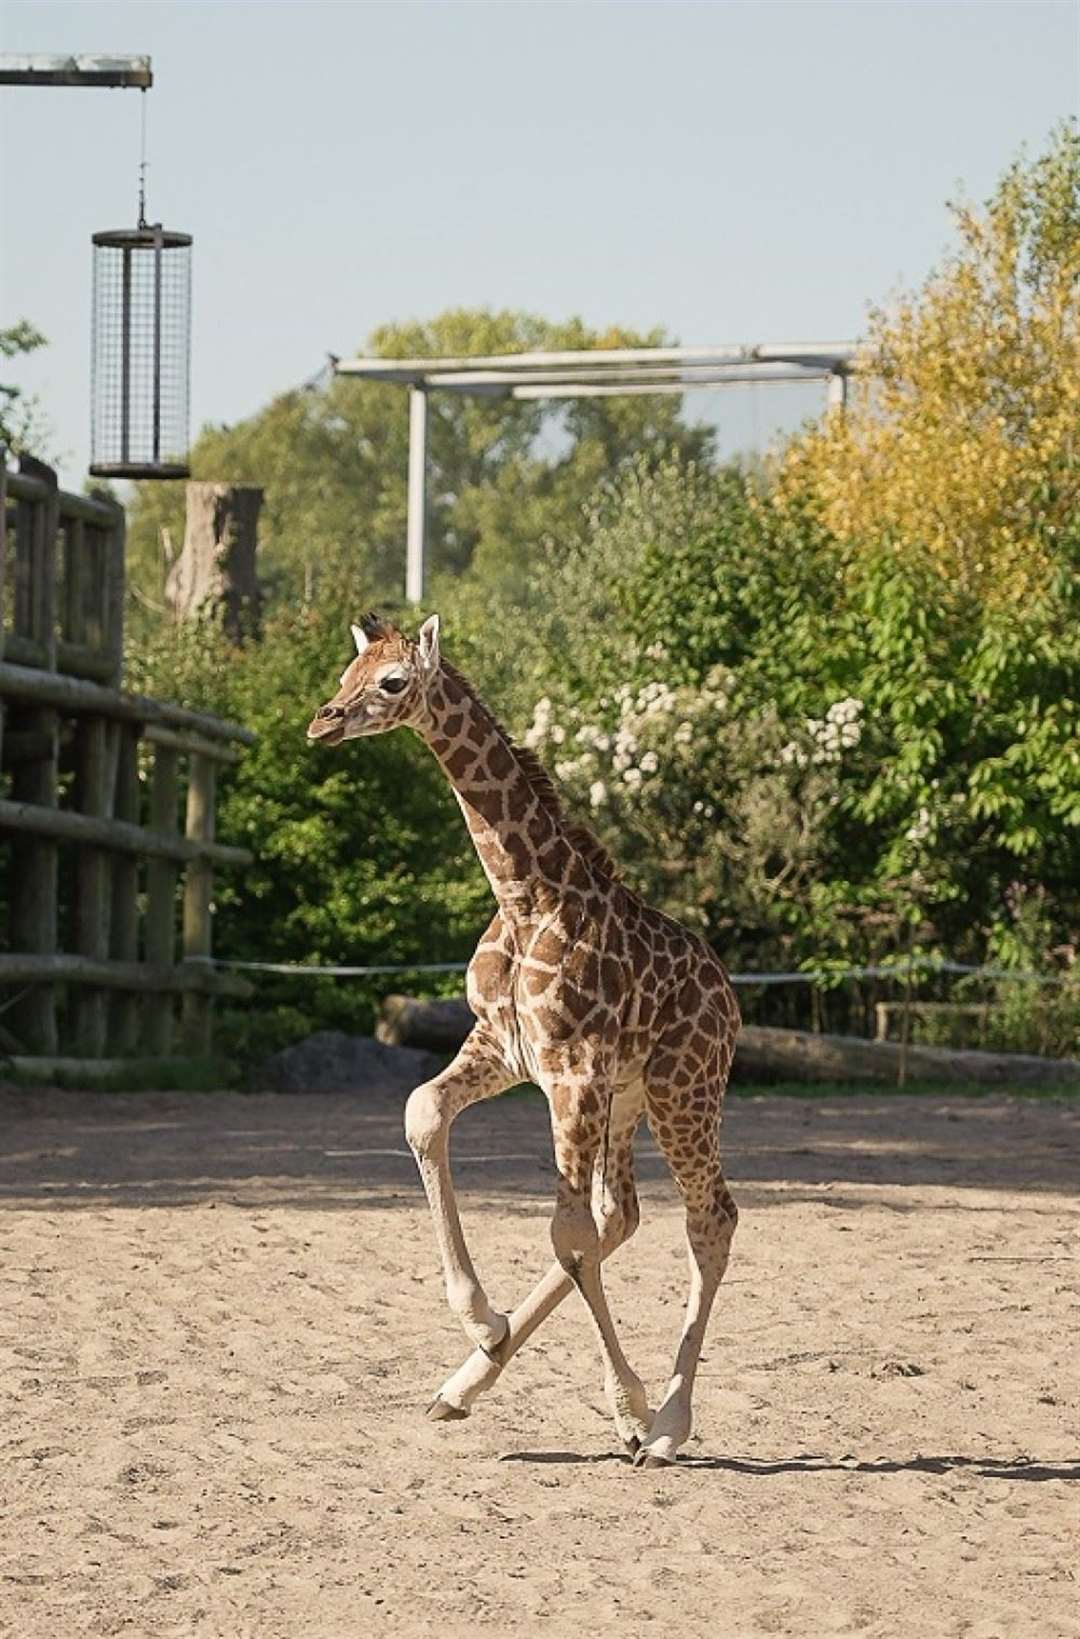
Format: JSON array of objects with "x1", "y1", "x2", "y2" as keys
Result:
[
  {"x1": 376, "y1": 993, "x2": 1080, "y2": 1089},
  {"x1": 735, "y1": 1025, "x2": 1080, "y2": 1088}
]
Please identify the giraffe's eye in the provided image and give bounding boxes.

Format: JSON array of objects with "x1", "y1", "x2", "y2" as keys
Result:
[{"x1": 379, "y1": 673, "x2": 409, "y2": 695}]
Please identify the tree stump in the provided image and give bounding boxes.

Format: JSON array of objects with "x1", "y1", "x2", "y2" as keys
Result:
[{"x1": 166, "y1": 483, "x2": 263, "y2": 641}]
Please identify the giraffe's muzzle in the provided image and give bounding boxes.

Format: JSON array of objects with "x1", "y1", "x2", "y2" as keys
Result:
[{"x1": 307, "y1": 704, "x2": 347, "y2": 744}]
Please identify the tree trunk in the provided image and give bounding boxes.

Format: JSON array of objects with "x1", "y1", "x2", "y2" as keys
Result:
[{"x1": 165, "y1": 482, "x2": 263, "y2": 641}]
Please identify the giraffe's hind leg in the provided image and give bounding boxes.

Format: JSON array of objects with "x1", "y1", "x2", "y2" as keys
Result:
[
  {"x1": 546, "y1": 1083, "x2": 653, "y2": 1454},
  {"x1": 634, "y1": 1053, "x2": 737, "y2": 1468}
]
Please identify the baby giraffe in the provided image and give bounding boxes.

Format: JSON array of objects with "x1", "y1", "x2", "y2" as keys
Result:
[{"x1": 308, "y1": 612, "x2": 740, "y2": 1467}]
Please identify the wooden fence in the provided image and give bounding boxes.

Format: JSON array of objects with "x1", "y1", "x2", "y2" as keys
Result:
[{"x1": 0, "y1": 453, "x2": 254, "y2": 1074}]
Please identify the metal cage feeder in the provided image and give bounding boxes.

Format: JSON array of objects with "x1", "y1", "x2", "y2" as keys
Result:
[{"x1": 90, "y1": 224, "x2": 192, "y2": 479}]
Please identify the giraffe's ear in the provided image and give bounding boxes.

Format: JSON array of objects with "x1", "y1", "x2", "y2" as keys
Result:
[
  {"x1": 350, "y1": 622, "x2": 370, "y2": 656},
  {"x1": 417, "y1": 613, "x2": 441, "y2": 672}
]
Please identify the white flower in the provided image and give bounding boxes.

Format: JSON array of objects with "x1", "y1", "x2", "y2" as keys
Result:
[
  {"x1": 825, "y1": 697, "x2": 863, "y2": 726},
  {"x1": 549, "y1": 725, "x2": 566, "y2": 744},
  {"x1": 644, "y1": 641, "x2": 666, "y2": 660},
  {"x1": 623, "y1": 768, "x2": 644, "y2": 787},
  {"x1": 589, "y1": 781, "x2": 607, "y2": 809},
  {"x1": 554, "y1": 760, "x2": 576, "y2": 781},
  {"x1": 675, "y1": 722, "x2": 693, "y2": 744},
  {"x1": 639, "y1": 751, "x2": 659, "y2": 774},
  {"x1": 905, "y1": 807, "x2": 932, "y2": 844}
]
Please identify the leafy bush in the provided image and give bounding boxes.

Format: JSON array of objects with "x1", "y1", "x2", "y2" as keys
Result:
[{"x1": 129, "y1": 606, "x2": 489, "y2": 1059}]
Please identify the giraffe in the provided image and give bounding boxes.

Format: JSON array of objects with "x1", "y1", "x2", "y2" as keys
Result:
[{"x1": 307, "y1": 612, "x2": 741, "y2": 1467}]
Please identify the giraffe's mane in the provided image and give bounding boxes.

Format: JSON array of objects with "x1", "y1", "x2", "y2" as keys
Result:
[{"x1": 440, "y1": 658, "x2": 622, "y2": 884}]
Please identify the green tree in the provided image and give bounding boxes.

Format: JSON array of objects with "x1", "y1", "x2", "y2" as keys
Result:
[
  {"x1": 0, "y1": 320, "x2": 50, "y2": 458},
  {"x1": 124, "y1": 308, "x2": 712, "y2": 623}
]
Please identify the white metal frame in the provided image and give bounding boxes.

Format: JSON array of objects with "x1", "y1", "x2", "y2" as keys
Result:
[
  {"x1": 335, "y1": 342, "x2": 859, "y2": 601},
  {"x1": 0, "y1": 54, "x2": 152, "y2": 87}
]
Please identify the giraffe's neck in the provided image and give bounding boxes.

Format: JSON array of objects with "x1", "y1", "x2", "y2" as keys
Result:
[{"x1": 417, "y1": 666, "x2": 572, "y2": 921}]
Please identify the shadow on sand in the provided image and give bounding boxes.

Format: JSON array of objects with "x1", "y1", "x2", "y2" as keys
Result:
[
  {"x1": 500, "y1": 1449, "x2": 1080, "y2": 1481},
  {"x1": 1, "y1": 1084, "x2": 1077, "y2": 1211}
]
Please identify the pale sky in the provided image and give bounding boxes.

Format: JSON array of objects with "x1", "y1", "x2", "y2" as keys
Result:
[{"x1": 2, "y1": 0, "x2": 1077, "y2": 488}]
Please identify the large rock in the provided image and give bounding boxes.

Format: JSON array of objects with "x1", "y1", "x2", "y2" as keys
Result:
[
  {"x1": 258, "y1": 1031, "x2": 444, "y2": 1095},
  {"x1": 377, "y1": 994, "x2": 473, "y2": 1051}
]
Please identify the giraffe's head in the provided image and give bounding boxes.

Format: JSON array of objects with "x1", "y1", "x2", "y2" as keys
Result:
[{"x1": 306, "y1": 612, "x2": 441, "y2": 747}]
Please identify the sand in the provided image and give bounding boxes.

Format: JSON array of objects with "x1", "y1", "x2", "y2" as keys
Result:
[{"x1": 1, "y1": 1084, "x2": 1077, "y2": 1639}]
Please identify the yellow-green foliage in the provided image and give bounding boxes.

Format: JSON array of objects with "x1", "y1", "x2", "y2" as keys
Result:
[{"x1": 772, "y1": 121, "x2": 1079, "y2": 605}]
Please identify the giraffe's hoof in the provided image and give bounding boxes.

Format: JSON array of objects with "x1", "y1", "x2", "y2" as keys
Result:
[
  {"x1": 426, "y1": 1395, "x2": 469, "y2": 1422},
  {"x1": 633, "y1": 1447, "x2": 676, "y2": 1470}
]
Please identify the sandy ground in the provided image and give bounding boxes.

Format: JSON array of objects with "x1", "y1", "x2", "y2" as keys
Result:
[{"x1": 1, "y1": 1084, "x2": 1077, "y2": 1639}]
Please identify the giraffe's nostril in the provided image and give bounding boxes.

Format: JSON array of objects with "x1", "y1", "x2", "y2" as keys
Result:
[{"x1": 319, "y1": 705, "x2": 343, "y2": 720}]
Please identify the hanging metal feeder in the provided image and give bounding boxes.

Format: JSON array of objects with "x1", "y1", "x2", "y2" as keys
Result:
[{"x1": 90, "y1": 222, "x2": 192, "y2": 479}]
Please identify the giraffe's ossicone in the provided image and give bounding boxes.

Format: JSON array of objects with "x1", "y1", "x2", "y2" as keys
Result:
[{"x1": 308, "y1": 612, "x2": 741, "y2": 1467}]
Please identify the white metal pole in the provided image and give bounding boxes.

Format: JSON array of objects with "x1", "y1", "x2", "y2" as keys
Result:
[
  {"x1": 405, "y1": 385, "x2": 428, "y2": 604},
  {"x1": 827, "y1": 371, "x2": 848, "y2": 411}
]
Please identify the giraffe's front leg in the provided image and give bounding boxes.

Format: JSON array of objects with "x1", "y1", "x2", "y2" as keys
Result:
[
  {"x1": 405, "y1": 1032, "x2": 516, "y2": 1365},
  {"x1": 427, "y1": 1148, "x2": 642, "y2": 1420},
  {"x1": 428, "y1": 1088, "x2": 645, "y2": 1424}
]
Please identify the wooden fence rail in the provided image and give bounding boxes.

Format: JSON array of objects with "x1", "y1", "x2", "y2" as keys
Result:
[{"x1": 1, "y1": 454, "x2": 255, "y2": 1071}]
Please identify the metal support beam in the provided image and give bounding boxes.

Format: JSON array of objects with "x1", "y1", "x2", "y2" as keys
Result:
[
  {"x1": 333, "y1": 342, "x2": 864, "y2": 600},
  {"x1": 511, "y1": 370, "x2": 830, "y2": 401},
  {"x1": 0, "y1": 54, "x2": 152, "y2": 88},
  {"x1": 405, "y1": 386, "x2": 428, "y2": 604},
  {"x1": 335, "y1": 342, "x2": 861, "y2": 381}
]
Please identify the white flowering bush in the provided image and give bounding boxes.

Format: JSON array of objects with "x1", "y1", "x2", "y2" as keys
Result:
[{"x1": 525, "y1": 665, "x2": 865, "y2": 948}]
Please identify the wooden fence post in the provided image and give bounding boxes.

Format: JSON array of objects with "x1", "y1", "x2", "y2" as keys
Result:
[
  {"x1": 102, "y1": 491, "x2": 126, "y2": 683},
  {"x1": 143, "y1": 743, "x2": 179, "y2": 1055},
  {"x1": 0, "y1": 459, "x2": 6, "y2": 769},
  {"x1": 72, "y1": 715, "x2": 111, "y2": 1055},
  {"x1": 108, "y1": 722, "x2": 141, "y2": 1054},
  {"x1": 67, "y1": 487, "x2": 114, "y2": 1056},
  {"x1": 7, "y1": 459, "x2": 59, "y2": 1053},
  {"x1": 181, "y1": 752, "x2": 216, "y2": 1054}
]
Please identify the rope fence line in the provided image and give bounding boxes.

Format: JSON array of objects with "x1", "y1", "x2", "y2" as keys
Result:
[{"x1": 191, "y1": 955, "x2": 1065, "y2": 986}]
